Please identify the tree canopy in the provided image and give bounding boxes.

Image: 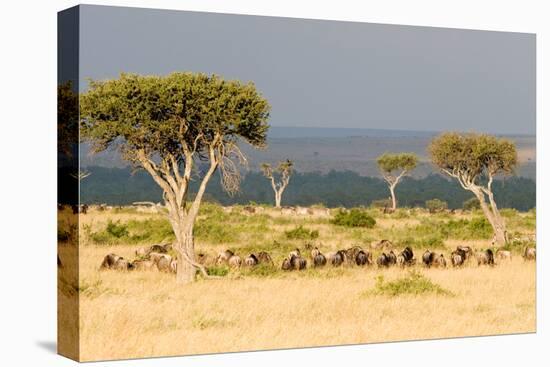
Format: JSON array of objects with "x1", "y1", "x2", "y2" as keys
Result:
[
  {"x1": 429, "y1": 132, "x2": 517, "y2": 187},
  {"x1": 377, "y1": 153, "x2": 419, "y2": 174},
  {"x1": 80, "y1": 72, "x2": 270, "y2": 193}
]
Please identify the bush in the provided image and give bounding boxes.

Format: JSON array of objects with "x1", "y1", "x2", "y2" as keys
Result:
[
  {"x1": 463, "y1": 197, "x2": 480, "y2": 211},
  {"x1": 90, "y1": 219, "x2": 174, "y2": 244},
  {"x1": 426, "y1": 199, "x2": 448, "y2": 213},
  {"x1": 331, "y1": 209, "x2": 376, "y2": 228},
  {"x1": 369, "y1": 271, "x2": 452, "y2": 297},
  {"x1": 284, "y1": 225, "x2": 320, "y2": 240}
]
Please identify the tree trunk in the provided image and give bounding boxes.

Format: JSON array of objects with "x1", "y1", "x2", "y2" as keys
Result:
[
  {"x1": 275, "y1": 191, "x2": 282, "y2": 208},
  {"x1": 473, "y1": 190, "x2": 507, "y2": 246},
  {"x1": 389, "y1": 185, "x2": 397, "y2": 211},
  {"x1": 175, "y1": 227, "x2": 196, "y2": 284}
]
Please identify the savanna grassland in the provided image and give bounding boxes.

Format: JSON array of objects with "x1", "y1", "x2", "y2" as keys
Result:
[{"x1": 58, "y1": 204, "x2": 536, "y2": 361}]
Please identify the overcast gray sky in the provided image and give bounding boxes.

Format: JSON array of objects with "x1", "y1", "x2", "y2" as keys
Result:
[{"x1": 79, "y1": 5, "x2": 535, "y2": 135}]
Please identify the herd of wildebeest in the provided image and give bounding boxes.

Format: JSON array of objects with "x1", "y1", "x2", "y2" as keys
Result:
[{"x1": 98, "y1": 240, "x2": 537, "y2": 274}]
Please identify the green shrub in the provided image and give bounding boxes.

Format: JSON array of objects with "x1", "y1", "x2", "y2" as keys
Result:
[
  {"x1": 331, "y1": 209, "x2": 376, "y2": 228},
  {"x1": 284, "y1": 225, "x2": 319, "y2": 240},
  {"x1": 463, "y1": 197, "x2": 480, "y2": 211},
  {"x1": 368, "y1": 271, "x2": 452, "y2": 297},
  {"x1": 206, "y1": 266, "x2": 229, "y2": 277},
  {"x1": 425, "y1": 199, "x2": 448, "y2": 213}
]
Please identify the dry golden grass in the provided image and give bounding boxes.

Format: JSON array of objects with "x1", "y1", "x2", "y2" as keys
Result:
[{"x1": 59, "y1": 207, "x2": 536, "y2": 361}]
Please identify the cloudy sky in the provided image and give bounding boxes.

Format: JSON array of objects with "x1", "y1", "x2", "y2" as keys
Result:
[{"x1": 78, "y1": 5, "x2": 535, "y2": 135}]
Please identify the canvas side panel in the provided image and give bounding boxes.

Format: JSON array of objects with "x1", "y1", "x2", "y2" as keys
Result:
[{"x1": 57, "y1": 5, "x2": 80, "y2": 362}]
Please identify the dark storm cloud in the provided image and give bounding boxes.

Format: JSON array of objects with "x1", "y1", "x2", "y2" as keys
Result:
[{"x1": 79, "y1": 5, "x2": 535, "y2": 135}]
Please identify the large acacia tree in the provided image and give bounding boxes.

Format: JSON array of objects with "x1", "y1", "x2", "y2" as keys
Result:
[
  {"x1": 80, "y1": 73, "x2": 270, "y2": 283},
  {"x1": 376, "y1": 153, "x2": 418, "y2": 211},
  {"x1": 261, "y1": 159, "x2": 293, "y2": 208},
  {"x1": 429, "y1": 132, "x2": 517, "y2": 245}
]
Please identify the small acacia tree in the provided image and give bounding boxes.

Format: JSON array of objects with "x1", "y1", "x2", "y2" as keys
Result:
[
  {"x1": 376, "y1": 153, "x2": 418, "y2": 211},
  {"x1": 261, "y1": 159, "x2": 293, "y2": 208},
  {"x1": 429, "y1": 132, "x2": 517, "y2": 245},
  {"x1": 80, "y1": 72, "x2": 270, "y2": 283}
]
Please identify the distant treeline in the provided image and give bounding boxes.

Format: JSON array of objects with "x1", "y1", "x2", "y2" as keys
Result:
[{"x1": 81, "y1": 166, "x2": 536, "y2": 211}]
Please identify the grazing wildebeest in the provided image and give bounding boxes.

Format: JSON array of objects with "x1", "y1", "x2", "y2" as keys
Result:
[
  {"x1": 310, "y1": 247, "x2": 321, "y2": 259},
  {"x1": 422, "y1": 250, "x2": 436, "y2": 268},
  {"x1": 523, "y1": 247, "x2": 536, "y2": 261},
  {"x1": 100, "y1": 254, "x2": 133, "y2": 271},
  {"x1": 243, "y1": 206, "x2": 256, "y2": 214},
  {"x1": 451, "y1": 248, "x2": 466, "y2": 267},
  {"x1": 433, "y1": 254, "x2": 447, "y2": 268},
  {"x1": 149, "y1": 244, "x2": 168, "y2": 254},
  {"x1": 496, "y1": 249, "x2": 512, "y2": 262},
  {"x1": 290, "y1": 254, "x2": 307, "y2": 270},
  {"x1": 281, "y1": 258, "x2": 292, "y2": 271},
  {"x1": 328, "y1": 250, "x2": 346, "y2": 267},
  {"x1": 456, "y1": 246, "x2": 473, "y2": 260},
  {"x1": 244, "y1": 254, "x2": 259, "y2": 267},
  {"x1": 157, "y1": 256, "x2": 173, "y2": 272},
  {"x1": 216, "y1": 250, "x2": 235, "y2": 264},
  {"x1": 376, "y1": 253, "x2": 390, "y2": 268},
  {"x1": 228, "y1": 255, "x2": 242, "y2": 268},
  {"x1": 355, "y1": 250, "x2": 369, "y2": 266},
  {"x1": 289, "y1": 248, "x2": 301, "y2": 258},
  {"x1": 387, "y1": 250, "x2": 397, "y2": 265},
  {"x1": 149, "y1": 252, "x2": 172, "y2": 264},
  {"x1": 476, "y1": 249, "x2": 495, "y2": 266},
  {"x1": 396, "y1": 247, "x2": 414, "y2": 267},
  {"x1": 256, "y1": 251, "x2": 274, "y2": 266},
  {"x1": 132, "y1": 259, "x2": 155, "y2": 271},
  {"x1": 313, "y1": 253, "x2": 327, "y2": 267},
  {"x1": 345, "y1": 246, "x2": 363, "y2": 265}
]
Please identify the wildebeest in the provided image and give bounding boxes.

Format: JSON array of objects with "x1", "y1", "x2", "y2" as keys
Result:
[
  {"x1": 313, "y1": 253, "x2": 327, "y2": 267},
  {"x1": 196, "y1": 253, "x2": 208, "y2": 265},
  {"x1": 280, "y1": 206, "x2": 296, "y2": 216},
  {"x1": 100, "y1": 253, "x2": 133, "y2": 271},
  {"x1": 244, "y1": 254, "x2": 259, "y2": 267},
  {"x1": 296, "y1": 206, "x2": 309, "y2": 215},
  {"x1": 523, "y1": 247, "x2": 536, "y2": 261},
  {"x1": 355, "y1": 250, "x2": 370, "y2": 266},
  {"x1": 387, "y1": 250, "x2": 397, "y2": 265},
  {"x1": 136, "y1": 243, "x2": 171, "y2": 257},
  {"x1": 149, "y1": 252, "x2": 172, "y2": 264},
  {"x1": 157, "y1": 256, "x2": 173, "y2": 272},
  {"x1": 376, "y1": 253, "x2": 390, "y2": 268},
  {"x1": 345, "y1": 246, "x2": 363, "y2": 265},
  {"x1": 281, "y1": 258, "x2": 292, "y2": 271},
  {"x1": 476, "y1": 249, "x2": 495, "y2": 266},
  {"x1": 310, "y1": 247, "x2": 321, "y2": 259},
  {"x1": 328, "y1": 250, "x2": 346, "y2": 267},
  {"x1": 289, "y1": 248, "x2": 301, "y2": 258},
  {"x1": 456, "y1": 246, "x2": 473, "y2": 260},
  {"x1": 451, "y1": 248, "x2": 467, "y2": 267},
  {"x1": 496, "y1": 249, "x2": 512, "y2": 262},
  {"x1": 433, "y1": 254, "x2": 447, "y2": 268},
  {"x1": 396, "y1": 247, "x2": 414, "y2": 267},
  {"x1": 228, "y1": 255, "x2": 242, "y2": 268},
  {"x1": 131, "y1": 259, "x2": 155, "y2": 271},
  {"x1": 216, "y1": 250, "x2": 235, "y2": 265},
  {"x1": 290, "y1": 254, "x2": 307, "y2": 270},
  {"x1": 243, "y1": 206, "x2": 256, "y2": 214},
  {"x1": 169, "y1": 259, "x2": 177, "y2": 273},
  {"x1": 256, "y1": 251, "x2": 274, "y2": 266},
  {"x1": 422, "y1": 250, "x2": 436, "y2": 268}
]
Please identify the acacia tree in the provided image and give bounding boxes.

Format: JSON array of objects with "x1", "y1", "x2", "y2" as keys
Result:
[
  {"x1": 376, "y1": 153, "x2": 418, "y2": 211},
  {"x1": 261, "y1": 159, "x2": 293, "y2": 208},
  {"x1": 429, "y1": 132, "x2": 517, "y2": 245},
  {"x1": 81, "y1": 73, "x2": 270, "y2": 283}
]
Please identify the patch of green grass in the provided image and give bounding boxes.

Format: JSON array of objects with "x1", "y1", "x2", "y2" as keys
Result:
[
  {"x1": 366, "y1": 271, "x2": 453, "y2": 297},
  {"x1": 206, "y1": 266, "x2": 230, "y2": 277},
  {"x1": 331, "y1": 209, "x2": 376, "y2": 228},
  {"x1": 285, "y1": 225, "x2": 319, "y2": 240}
]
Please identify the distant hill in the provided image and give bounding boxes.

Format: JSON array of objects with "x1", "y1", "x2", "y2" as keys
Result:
[{"x1": 80, "y1": 126, "x2": 536, "y2": 179}]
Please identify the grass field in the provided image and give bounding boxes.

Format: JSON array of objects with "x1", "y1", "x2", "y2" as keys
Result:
[{"x1": 58, "y1": 204, "x2": 536, "y2": 361}]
